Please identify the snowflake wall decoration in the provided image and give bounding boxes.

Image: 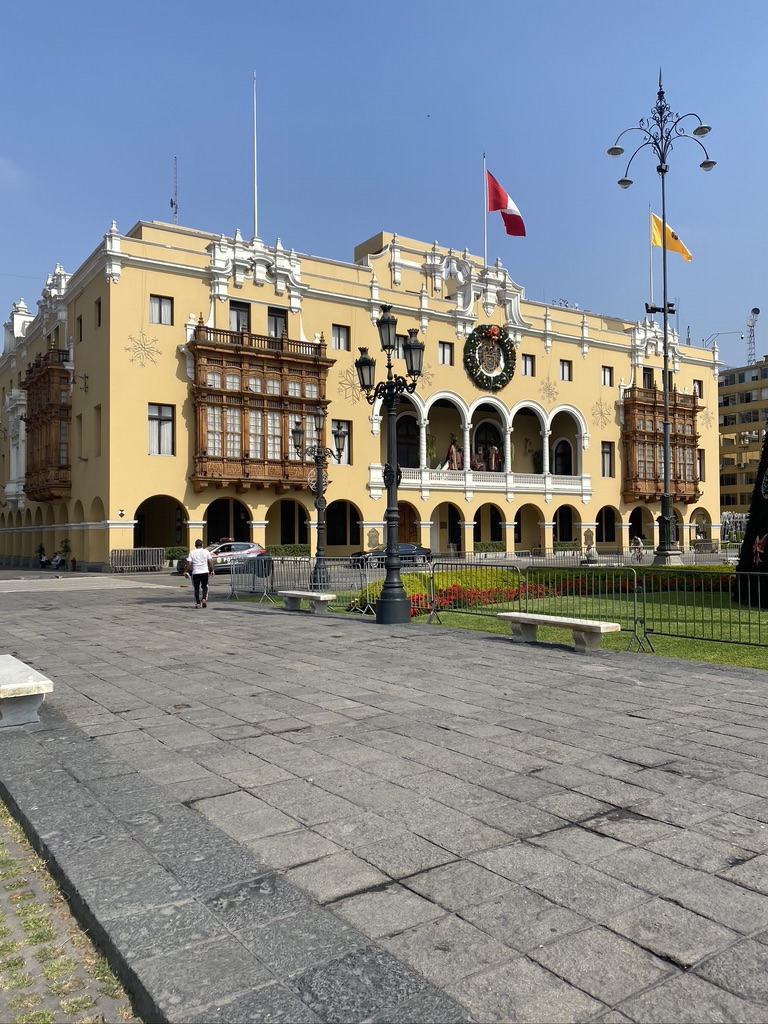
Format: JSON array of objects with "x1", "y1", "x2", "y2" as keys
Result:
[
  {"x1": 592, "y1": 400, "x2": 612, "y2": 427},
  {"x1": 539, "y1": 378, "x2": 558, "y2": 404},
  {"x1": 338, "y1": 366, "x2": 363, "y2": 404},
  {"x1": 700, "y1": 410, "x2": 713, "y2": 429},
  {"x1": 126, "y1": 331, "x2": 161, "y2": 367},
  {"x1": 337, "y1": 362, "x2": 434, "y2": 403}
]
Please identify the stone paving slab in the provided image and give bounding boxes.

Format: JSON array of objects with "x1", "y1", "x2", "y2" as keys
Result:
[{"x1": 1, "y1": 572, "x2": 768, "y2": 1020}]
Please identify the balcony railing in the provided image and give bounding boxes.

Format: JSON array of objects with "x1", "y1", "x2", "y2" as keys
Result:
[
  {"x1": 192, "y1": 325, "x2": 327, "y2": 360},
  {"x1": 370, "y1": 466, "x2": 592, "y2": 501},
  {"x1": 623, "y1": 386, "x2": 698, "y2": 410}
]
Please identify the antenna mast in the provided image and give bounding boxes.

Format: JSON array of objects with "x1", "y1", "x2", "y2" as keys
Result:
[
  {"x1": 170, "y1": 157, "x2": 178, "y2": 224},
  {"x1": 746, "y1": 307, "x2": 759, "y2": 364}
]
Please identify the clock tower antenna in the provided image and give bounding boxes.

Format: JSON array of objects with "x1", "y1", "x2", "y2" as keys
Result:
[{"x1": 170, "y1": 156, "x2": 178, "y2": 224}]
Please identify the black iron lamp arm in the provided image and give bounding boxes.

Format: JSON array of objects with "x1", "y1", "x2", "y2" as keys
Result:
[
  {"x1": 299, "y1": 444, "x2": 344, "y2": 464},
  {"x1": 362, "y1": 376, "x2": 418, "y2": 407}
]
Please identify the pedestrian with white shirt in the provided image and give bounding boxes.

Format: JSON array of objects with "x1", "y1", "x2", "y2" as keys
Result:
[{"x1": 184, "y1": 539, "x2": 214, "y2": 608}]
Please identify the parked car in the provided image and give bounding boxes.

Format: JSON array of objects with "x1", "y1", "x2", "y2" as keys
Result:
[
  {"x1": 176, "y1": 540, "x2": 266, "y2": 575},
  {"x1": 350, "y1": 543, "x2": 432, "y2": 569}
]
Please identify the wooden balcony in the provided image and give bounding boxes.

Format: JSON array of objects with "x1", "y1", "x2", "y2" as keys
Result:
[
  {"x1": 24, "y1": 467, "x2": 71, "y2": 503},
  {"x1": 190, "y1": 457, "x2": 311, "y2": 494},
  {"x1": 191, "y1": 323, "x2": 328, "y2": 361},
  {"x1": 622, "y1": 477, "x2": 701, "y2": 504},
  {"x1": 622, "y1": 385, "x2": 699, "y2": 411}
]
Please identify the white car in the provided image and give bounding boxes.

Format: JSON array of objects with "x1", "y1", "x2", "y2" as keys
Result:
[{"x1": 177, "y1": 541, "x2": 266, "y2": 574}]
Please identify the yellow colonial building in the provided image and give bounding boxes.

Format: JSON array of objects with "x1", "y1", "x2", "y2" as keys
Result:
[{"x1": 0, "y1": 220, "x2": 722, "y2": 568}]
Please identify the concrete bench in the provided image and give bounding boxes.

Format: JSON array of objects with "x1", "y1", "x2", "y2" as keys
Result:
[
  {"x1": 0, "y1": 655, "x2": 53, "y2": 727},
  {"x1": 497, "y1": 612, "x2": 621, "y2": 653},
  {"x1": 278, "y1": 590, "x2": 336, "y2": 614}
]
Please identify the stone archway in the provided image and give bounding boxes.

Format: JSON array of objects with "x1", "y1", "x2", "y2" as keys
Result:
[
  {"x1": 204, "y1": 497, "x2": 251, "y2": 545},
  {"x1": 134, "y1": 495, "x2": 188, "y2": 548}
]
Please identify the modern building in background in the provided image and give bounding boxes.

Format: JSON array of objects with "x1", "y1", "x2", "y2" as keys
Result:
[
  {"x1": 718, "y1": 355, "x2": 768, "y2": 514},
  {"x1": 0, "y1": 220, "x2": 722, "y2": 568}
]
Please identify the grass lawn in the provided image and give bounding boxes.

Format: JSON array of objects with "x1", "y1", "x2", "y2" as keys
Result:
[{"x1": 414, "y1": 608, "x2": 767, "y2": 670}]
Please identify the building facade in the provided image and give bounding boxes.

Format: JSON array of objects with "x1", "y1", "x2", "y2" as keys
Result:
[
  {"x1": 0, "y1": 221, "x2": 722, "y2": 567},
  {"x1": 718, "y1": 355, "x2": 768, "y2": 515}
]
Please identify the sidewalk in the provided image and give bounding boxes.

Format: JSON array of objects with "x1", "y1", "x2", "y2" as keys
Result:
[{"x1": 1, "y1": 570, "x2": 768, "y2": 1022}]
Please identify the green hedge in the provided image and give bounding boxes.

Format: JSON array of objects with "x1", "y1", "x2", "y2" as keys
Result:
[
  {"x1": 165, "y1": 546, "x2": 188, "y2": 560},
  {"x1": 267, "y1": 544, "x2": 310, "y2": 557}
]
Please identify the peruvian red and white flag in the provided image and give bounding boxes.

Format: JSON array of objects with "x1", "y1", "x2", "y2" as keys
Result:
[{"x1": 486, "y1": 170, "x2": 526, "y2": 237}]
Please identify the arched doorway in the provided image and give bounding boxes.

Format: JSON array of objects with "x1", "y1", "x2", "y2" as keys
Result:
[
  {"x1": 553, "y1": 505, "x2": 575, "y2": 543},
  {"x1": 398, "y1": 502, "x2": 419, "y2": 544},
  {"x1": 205, "y1": 497, "x2": 251, "y2": 544},
  {"x1": 327, "y1": 500, "x2": 361, "y2": 548},
  {"x1": 553, "y1": 440, "x2": 573, "y2": 475},
  {"x1": 596, "y1": 506, "x2": 618, "y2": 544},
  {"x1": 265, "y1": 499, "x2": 308, "y2": 548},
  {"x1": 134, "y1": 496, "x2": 188, "y2": 548},
  {"x1": 432, "y1": 501, "x2": 463, "y2": 554},
  {"x1": 473, "y1": 421, "x2": 503, "y2": 471},
  {"x1": 396, "y1": 415, "x2": 419, "y2": 468},
  {"x1": 474, "y1": 503, "x2": 504, "y2": 545},
  {"x1": 629, "y1": 506, "x2": 653, "y2": 543},
  {"x1": 514, "y1": 504, "x2": 544, "y2": 551}
]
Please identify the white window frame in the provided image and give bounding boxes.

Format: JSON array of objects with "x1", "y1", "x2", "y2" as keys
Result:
[
  {"x1": 148, "y1": 403, "x2": 174, "y2": 456},
  {"x1": 601, "y1": 440, "x2": 614, "y2": 478},
  {"x1": 438, "y1": 342, "x2": 454, "y2": 366},
  {"x1": 332, "y1": 325, "x2": 350, "y2": 351},
  {"x1": 247, "y1": 410, "x2": 262, "y2": 459},
  {"x1": 206, "y1": 406, "x2": 222, "y2": 457},
  {"x1": 225, "y1": 407, "x2": 241, "y2": 458},
  {"x1": 149, "y1": 295, "x2": 173, "y2": 326},
  {"x1": 266, "y1": 412, "x2": 282, "y2": 459}
]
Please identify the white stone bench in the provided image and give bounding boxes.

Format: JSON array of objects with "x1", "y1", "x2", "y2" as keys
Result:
[
  {"x1": 497, "y1": 612, "x2": 621, "y2": 653},
  {"x1": 0, "y1": 655, "x2": 53, "y2": 727},
  {"x1": 278, "y1": 590, "x2": 336, "y2": 614}
]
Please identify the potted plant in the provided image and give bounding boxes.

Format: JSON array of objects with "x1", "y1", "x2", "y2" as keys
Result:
[
  {"x1": 58, "y1": 538, "x2": 73, "y2": 572},
  {"x1": 36, "y1": 542, "x2": 48, "y2": 569}
]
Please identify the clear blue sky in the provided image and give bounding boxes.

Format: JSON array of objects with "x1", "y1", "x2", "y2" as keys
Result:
[{"x1": 2, "y1": 0, "x2": 766, "y2": 369}]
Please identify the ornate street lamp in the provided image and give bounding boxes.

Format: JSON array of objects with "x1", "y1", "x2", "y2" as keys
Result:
[
  {"x1": 292, "y1": 407, "x2": 347, "y2": 590},
  {"x1": 608, "y1": 73, "x2": 715, "y2": 566},
  {"x1": 355, "y1": 305, "x2": 424, "y2": 624}
]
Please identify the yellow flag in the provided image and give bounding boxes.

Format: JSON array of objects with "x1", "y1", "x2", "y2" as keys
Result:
[{"x1": 651, "y1": 213, "x2": 692, "y2": 262}]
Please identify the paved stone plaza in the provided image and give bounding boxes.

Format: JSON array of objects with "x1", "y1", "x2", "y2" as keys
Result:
[{"x1": 2, "y1": 570, "x2": 768, "y2": 1022}]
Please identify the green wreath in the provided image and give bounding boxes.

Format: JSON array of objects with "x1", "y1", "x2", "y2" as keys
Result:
[{"x1": 463, "y1": 324, "x2": 516, "y2": 391}]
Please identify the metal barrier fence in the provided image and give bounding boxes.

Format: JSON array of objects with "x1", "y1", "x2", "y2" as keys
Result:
[
  {"x1": 229, "y1": 555, "x2": 381, "y2": 613},
  {"x1": 522, "y1": 565, "x2": 641, "y2": 641},
  {"x1": 228, "y1": 553, "x2": 767, "y2": 650},
  {"x1": 459, "y1": 545, "x2": 741, "y2": 569},
  {"x1": 426, "y1": 560, "x2": 523, "y2": 622},
  {"x1": 109, "y1": 548, "x2": 166, "y2": 572},
  {"x1": 428, "y1": 561, "x2": 643, "y2": 647},
  {"x1": 639, "y1": 568, "x2": 767, "y2": 647}
]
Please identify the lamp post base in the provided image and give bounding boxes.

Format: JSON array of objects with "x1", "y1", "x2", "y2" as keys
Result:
[
  {"x1": 375, "y1": 587, "x2": 411, "y2": 624},
  {"x1": 652, "y1": 549, "x2": 684, "y2": 567}
]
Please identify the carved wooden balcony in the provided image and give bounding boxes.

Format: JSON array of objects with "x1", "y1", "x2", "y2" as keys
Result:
[{"x1": 190, "y1": 457, "x2": 311, "y2": 494}]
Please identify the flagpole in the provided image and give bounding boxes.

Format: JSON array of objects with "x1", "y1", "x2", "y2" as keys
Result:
[
  {"x1": 483, "y1": 152, "x2": 487, "y2": 268},
  {"x1": 257, "y1": 72, "x2": 264, "y2": 239},
  {"x1": 648, "y1": 204, "x2": 654, "y2": 308}
]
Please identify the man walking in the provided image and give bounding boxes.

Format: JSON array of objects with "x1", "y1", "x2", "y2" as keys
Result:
[{"x1": 185, "y1": 539, "x2": 214, "y2": 608}]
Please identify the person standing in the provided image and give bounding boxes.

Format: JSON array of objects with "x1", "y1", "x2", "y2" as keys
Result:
[{"x1": 185, "y1": 539, "x2": 214, "y2": 608}]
